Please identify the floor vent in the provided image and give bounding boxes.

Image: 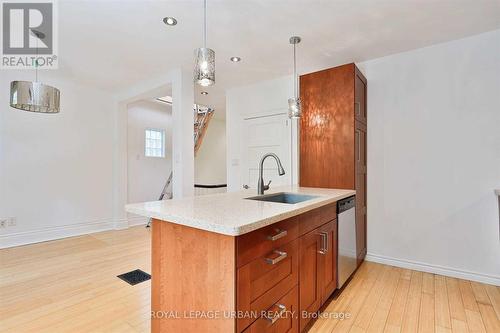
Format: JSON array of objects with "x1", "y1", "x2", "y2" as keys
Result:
[{"x1": 117, "y1": 269, "x2": 151, "y2": 285}]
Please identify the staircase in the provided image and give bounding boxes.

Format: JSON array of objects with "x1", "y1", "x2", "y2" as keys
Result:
[
  {"x1": 154, "y1": 105, "x2": 214, "y2": 199},
  {"x1": 146, "y1": 105, "x2": 214, "y2": 228}
]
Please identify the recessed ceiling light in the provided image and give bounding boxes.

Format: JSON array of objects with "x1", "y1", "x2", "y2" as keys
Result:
[
  {"x1": 201, "y1": 91, "x2": 208, "y2": 95},
  {"x1": 230, "y1": 57, "x2": 241, "y2": 62},
  {"x1": 163, "y1": 17, "x2": 177, "y2": 26}
]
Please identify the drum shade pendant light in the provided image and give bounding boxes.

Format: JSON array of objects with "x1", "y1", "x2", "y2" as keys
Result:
[
  {"x1": 10, "y1": 81, "x2": 60, "y2": 113},
  {"x1": 9, "y1": 30, "x2": 60, "y2": 113},
  {"x1": 194, "y1": 0, "x2": 215, "y2": 87},
  {"x1": 288, "y1": 36, "x2": 301, "y2": 118}
]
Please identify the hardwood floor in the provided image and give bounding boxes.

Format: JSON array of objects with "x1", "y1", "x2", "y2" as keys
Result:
[
  {"x1": 0, "y1": 227, "x2": 151, "y2": 333},
  {"x1": 309, "y1": 263, "x2": 500, "y2": 333},
  {"x1": 1, "y1": 226, "x2": 499, "y2": 333}
]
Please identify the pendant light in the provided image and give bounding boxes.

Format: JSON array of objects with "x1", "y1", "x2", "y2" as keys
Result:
[
  {"x1": 9, "y1": 30, "x2": 60, "y2": 113},
  {"x1": 288, "y1": 36, "x2": 301, "y2": 118},
  {"x1": 194, "y1": 0, "x2": 215, "y2": 87}
]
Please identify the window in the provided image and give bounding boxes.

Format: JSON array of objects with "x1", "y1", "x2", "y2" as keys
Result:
[{"x1": 145, "y1": 129, "x2": 165, "y2": 158}]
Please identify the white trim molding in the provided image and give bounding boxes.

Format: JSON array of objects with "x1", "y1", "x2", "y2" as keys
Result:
[
  {"x1": 127, "y1": 215, "x2": 149, "y2": 227},
  {"x1": 366, "y1": 252, "x2": 500, "y2": 286},
  {"x1": 0, "y1": 216, "x2": 151, "y2": 249},
  {"x1": 113, "y1": 218, "x2": 129, "y2": 230},
  {"x1": 0, "y1": 218, "x2": 115, "y2": 249}
]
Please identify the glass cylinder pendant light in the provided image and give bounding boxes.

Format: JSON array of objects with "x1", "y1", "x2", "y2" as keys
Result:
[
  {"x1": 288, "y1": 36, "x2": 301, "y2": 118},
  {"x1": 194, "y1": 0, "x2": 215, "y2": 87},
  {"x1": 10, "y1": 81, "x2": 60, "y2": 113},
  {"x1": 9, "y1": 30, "x2": 60, "y2": 113}
]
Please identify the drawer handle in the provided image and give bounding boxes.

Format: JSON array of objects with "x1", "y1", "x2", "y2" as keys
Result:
[
  {"x1": 265, "y1": 250, "x2": 287, "y2": 265},
  {"x1": 267, "y1": 303, "x2": 287, "y2": 325},
  {"x1": 267, "y1": 228, "x2": 287, "y2": 241},
  {"x1": 318, "y1": 231, "x2": 328, "y2": 255}
]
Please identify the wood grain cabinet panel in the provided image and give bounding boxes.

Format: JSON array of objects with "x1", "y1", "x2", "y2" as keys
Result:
[
  {"x1": 299, "y1": 63, "x2": 356, "y2": 190},
  {"x1": 355, "y1": 121, "x2": 367, "y2": 264},
  {"x1": 237, "y1": 216, "x2": 299, "y2": 268},
  {"x1": 298, "y1": 220, "x2": 339, "y2": 332},
  {"x1": 300, "y1": 63, "x2": 367, "y2": 267},
  {"x1": 242, "y1": 286, "x2": 299, "y2": 333},
  {"x1": 355, "y1": 68, "x2": 367, "y2": 124},
  {"x1": 298, "y1": 229, "x2": 322, "y2": 332},
  {"x1": 237, "y1": 239, "x2": 299, "y2": 332},
  {"x1": 151, "y1": 220, "x2": 236, "y2": 333},
  {"x1": 298, "y1": 203, "x2": 337, "y2": 236},
  {"x1": 319, "y1": 220, "x2": 338, "y2": 303}
]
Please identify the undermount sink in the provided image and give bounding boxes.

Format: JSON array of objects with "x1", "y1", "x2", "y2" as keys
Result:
[{"x1": 246, "y1": 192, "x2": 319, "y2": 204}]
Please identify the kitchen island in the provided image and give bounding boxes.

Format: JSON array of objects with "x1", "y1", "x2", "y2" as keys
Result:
[{"x1": 126, "y1": 186, "x2": 355, "y2": 333}]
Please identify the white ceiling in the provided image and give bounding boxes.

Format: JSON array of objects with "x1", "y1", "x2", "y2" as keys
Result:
[{"x1": 58, "y1": 0, "x2": 500, "y2": 114}]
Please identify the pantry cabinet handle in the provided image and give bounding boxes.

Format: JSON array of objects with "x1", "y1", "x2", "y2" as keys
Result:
[
  {"x1": 267, "y1": 303, "x2": 287, "y2": 324},
  {"x1": 355, "y1": 102, "x2": 360, "y2": 116},
  {"x1": 267, "y1": 228, "x2": 287, "y2": 241},
  {"x1": 323, "y1": 231, "x2": 329, "y2": 253},
  {"x1": 357, "y1": 130, "x2": 361, "y2": 162},
  {"x1": 318, "y1": 232, "x2": 328, "y2": 255},
  {"x1": 265, "y1": 250, "x2": 287, "y2": 265}
]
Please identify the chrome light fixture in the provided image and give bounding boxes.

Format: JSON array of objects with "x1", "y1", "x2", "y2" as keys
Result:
[
  {"x1": 9, "y1": 30, "x2": 60, "y2": 113},
  {"x1": 194, "y1": 0, "x2": 215, "y2": 87},
  {"x1": 10, "y1": 81, "x2": 60, "y2": 113},
  {"x1": 288, "y1": 36, "x2": 301, "y2": 118}
]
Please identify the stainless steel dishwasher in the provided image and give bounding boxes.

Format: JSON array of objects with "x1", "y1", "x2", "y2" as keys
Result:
[{"x1": 337, "y1": 196, "x2": 357, "y2": 288}]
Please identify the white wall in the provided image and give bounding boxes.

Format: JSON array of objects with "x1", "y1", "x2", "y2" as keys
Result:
[
  {"x1": 359, "y1": 29, "x2": 500, "y2": 284},
  {"x1": 195, "y1": 118, "x2": 227, "y2": 185},
  {"x1": 127, "y1": 100, "x2": 172, "y2": 208},
  {"x1": 0, "y1": 73, "x2": 115, "y2": 248},
  {"x1": 226, "y1": 76, "x2": 299, "y2": 192}
]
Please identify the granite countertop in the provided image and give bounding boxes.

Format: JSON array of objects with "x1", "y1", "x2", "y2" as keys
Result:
[{"x1": 125, "y1": 185, "x2": 355, "y2": 236}]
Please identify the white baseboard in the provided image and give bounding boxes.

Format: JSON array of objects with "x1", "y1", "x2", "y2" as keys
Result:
[
  {"x1": 0, "y1": 215, "x2": 152, "y2": 249},
  {"x1": 0, "y1": 218, "x2": 115, "y2": 249},
  {"x1": 365, "y1": 253, "x2": 500, "y2": 286},
  {"x1": 114, "y1": 218, "x2": 129, "y2": 230},
  {"x1": 128, "y1": 216, "x2": 149, "y2": 227}
]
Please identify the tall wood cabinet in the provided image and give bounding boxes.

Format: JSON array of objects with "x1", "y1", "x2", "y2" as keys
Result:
[{"x1": 299, "y1": 63, "x2": 367, "y2": 265}]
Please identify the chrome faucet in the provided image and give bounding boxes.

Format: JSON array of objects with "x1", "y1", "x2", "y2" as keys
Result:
[{"x1": 257, "y1": 153, "x2": 285, "y2": 195}]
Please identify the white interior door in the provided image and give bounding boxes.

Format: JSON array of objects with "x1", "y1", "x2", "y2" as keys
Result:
[{"x1": 240, "y1": 113, "x2": 291, "y2": 191}]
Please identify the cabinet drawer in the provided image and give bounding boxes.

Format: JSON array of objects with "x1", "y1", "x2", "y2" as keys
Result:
[
  {"x1": 299, "y1": 203, "x2": 337, "y2": 236},
  {"x1": 237, "y1": 215, "x2": 299, "y2": 267},
  {"x1": 242, "y1": 285, "x2": 299, "y2": 333},
  {"x1": 237, "y1": 239, "x2": 299, "y2": 332}
]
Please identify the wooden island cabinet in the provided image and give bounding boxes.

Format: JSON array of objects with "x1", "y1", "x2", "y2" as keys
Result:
[{"x1": 151, "y1": 201, "x2": 340, "y2": 333}]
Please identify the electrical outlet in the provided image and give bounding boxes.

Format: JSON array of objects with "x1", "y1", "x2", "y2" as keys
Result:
[
  {"x1": 8, "y1": 217, "x2": 16, "y2": 227},
  {"x1": 0, "y1": 217, "x2": 16, "y2": 228}
]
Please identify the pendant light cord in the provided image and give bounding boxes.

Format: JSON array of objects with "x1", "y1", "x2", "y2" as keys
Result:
[
  {"x1": 35, "y1": 35, "x2": 39, "y2": 82},
  {"x1": 203, "y1": 0, "x2": 207, "y2": 48},
  {"x1": 293, "y1": 43, "x2": 297, "y2": 99}
]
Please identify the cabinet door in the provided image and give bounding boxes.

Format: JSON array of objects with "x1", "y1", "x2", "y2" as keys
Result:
[
  {"x1": 319, "y1": 220, "x2": 337, "y2": 303},
  {"x1": 355, "y1": 121, "x2": 367, "y2": 265},
  {"x1": 242, "y1": 286, "x2": 299, "y2": 333},
  {"x1": 355, "y1": 69, "x2": 367, "y2": 124},
  {"x1": 299, "y1": 230, "x2": 322, "y2": 332},
  {"x1": 299, "y1": 64, "x2": 356, "y2": 190}
]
